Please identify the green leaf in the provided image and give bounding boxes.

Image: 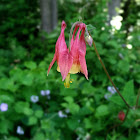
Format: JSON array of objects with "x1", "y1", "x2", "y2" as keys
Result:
[
  {"x1": 0, "y1": 94, "x2": 14, "y2": 103},
  {"x1": 34, "y1": 110, "x2": 43, "y2": 118},
  {"x1": 100, "y1": 33, "x2": 109, "y2": 42},
  {"x1": 82, "y1": 82, "x2": 95, "y2": 95},
  {"x1": 69, "y1": 103, "x2": 80, "y2": 114},
  {"x1": 118, "y1": 61, "x2": 129, "y2": 73},
  {"x1": 41, "y1": 119, "x2": 55, "y2": 130},
  {"x1": 79, "y1": 106, "x2": 93, "y2": 116},
  {"x1": 10, "y1": 68, "x2": 23, "y2": 82},
  {"x1": 0, "y1": 78, "x2": 17, "y2": 92},
  {"x1": 14, "y1": 101, "x2": 29, "y2": 113},
  {"x1": 20, "y1": 71, "x2": 34, "y2": 86},
  {"x1": 86, "y1": 24, "x2": 96, "y2": 31},
  {"x1": 0, "y1": 120, "x2": 13, "y2": 134},
  {"x1": 60, "y1": 88, "x2": 77, "y2": 97},
  {"x1": 8, "y1": 137, "x2": 20, "y2": 140},
  {"x1": 106, "y1": 40, "x2": 118, "y2": 48},
  {"x1": 95, "y1": 105, "x2": 109, "y2": 118},
  {"x1": 122, "y1": 80, "x2": 135, "y2": 105},
  {"x1": 92, "y1": 120, "x2": 104, "y2": 132},
  {"x1": 28, "y1": 116, "x2": 37, "y2": 125},
  {"x1": 136, "y1": 135, "x2": 140, "y2": 140},
  {"x1": 64, "y1": 96, "x2": 73, "y2": 103},
  {"x1": 24, "y1": 61, "x2": 37, "y2": 70},
  {"x1": 110, "y1": 96, "x2": 125, "y2": 107},
  {"x1": 84, "y1": 118, "x2": 93, "y2": 129},
  {"x1": 34, "y1": 132, "x2": 45, "y2": 140},
  {"x1": 110, "y1": 80, "x2": 135, "y2": 107},
  {"x1": 23, "y1": 107, "x2": 33, "y2": 116},
  {"x1": 62, "y1": 96, "x2": 80, "y2": 114},
  {"x1": 67, "y1": 119, "x2": 79, "y2": 130}
]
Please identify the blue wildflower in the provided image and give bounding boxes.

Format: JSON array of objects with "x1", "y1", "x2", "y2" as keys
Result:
[
  {"x1": 58, "y1": 111, "x2": 67, "y2": 118},
  {"x1": 17, "y1": 126, "x2": 24, "y2": 135},
  {"x1": 107, "y1": 86, "x2": 117, "y2": 94},
  {"x1": 31, "y1": 95, "x2": 39, "y2": 103},
  {"x1": 0, "y1": 103, "x2": 8, "y2": 112}
]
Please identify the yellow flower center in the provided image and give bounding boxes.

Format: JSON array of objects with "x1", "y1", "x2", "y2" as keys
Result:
[
  {"x1": 57, "y1": 63, "x2": 80, "y2": 88},
  {"x1": 57, "y1": 63, "x2": 80, "y2": 74},
  {"x1": 64, "y1": 73, "x2": 70, "y2": 88}
]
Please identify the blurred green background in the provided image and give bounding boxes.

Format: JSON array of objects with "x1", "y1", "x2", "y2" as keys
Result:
[{"x1": 0, "y1": 0, "x2": 140, "y2": 140}]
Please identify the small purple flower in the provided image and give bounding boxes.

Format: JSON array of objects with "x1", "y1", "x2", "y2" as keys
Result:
[
  {"x1": 17, "y1": 126, "x2": 24, "y2": 135},
  {"x1": 121, "y1": 44, "x2": 126, "y2": 47},
  {"x1": 119, "y1": 53, "x2": 124, "y2": 59},
  {"x1": 30, "y1": 95, "x2": 39, "y2": 103},
  {"x1": 40, "y1": 90, "x2": 50, "y2": 96},
  {"x1": 45, "y1": 90, "x2": 50, "y2": 95},
  {"x1": 0, "y1": 103, "x2": 8, "y2": 112},
  {"x1": 104, "y1": 94, "x2": 112, "y2": 100},
  {"x1": 107, "y1": 86, "x2": 116, "y2": 94},
  {"x1": 40, "y1": 90, "x2": 46, "y2": 96},
  {"x1": 65, "y1": 109, "x2": 70, "y2": 113},
  {"x1": 58, "y1": 111, "x2": 67, "y2": 118}
]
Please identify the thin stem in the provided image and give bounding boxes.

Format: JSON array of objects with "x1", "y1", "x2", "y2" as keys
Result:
[
  {"x1": 105, "y1": 109, "x2": 129, "y2": 140},
  {"x1": 129, "y1": 119, "x2": 140, "y2": 138},
  {"x1": 136, "y1": 88, "x2": 140, "y2": 108},
  {"x1": 92, "y1": 40, "x2": 132, "y2": 109},
  {"x1": 69, "y1": 21, "x2": 82, "y2": 50}
]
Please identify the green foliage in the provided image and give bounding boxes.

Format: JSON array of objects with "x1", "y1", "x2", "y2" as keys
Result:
[{"x1": 0, "y1": 0, "x2": 140, "y2": 139}]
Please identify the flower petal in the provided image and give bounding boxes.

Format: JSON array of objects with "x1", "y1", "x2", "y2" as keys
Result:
[
  {"x1": 59, "y1": 51, "x2": 73, "y2": 81},
  {"x1": 70, "y1": 24, "x2": 79, "y2": 48},
  {"x1": 47, "y1": 21, "x2": 68, "y2": 76},
  {"x1": 79, "y1": 23, "x2": 88, "y2": 79},
  {"x1": 47, "y1": 53, "x2": 56, "y2": 76},
  {"x1": 79, "y1": 52, "x2": 88, "y2": 80}
]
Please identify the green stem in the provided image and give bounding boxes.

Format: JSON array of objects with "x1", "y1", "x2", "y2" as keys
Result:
[
  {"x1": 129, "y1": 118, "x2": 140, "y2": 138},
  {"x1": 92, "y1": 40, "x2": 132, "y2": 109},
  {"x1": 105, "y1": 109, "x2": 129, "y2": 140},
  {"x1": 136, "y1": 88, "x2": 140, "y2": 108}
]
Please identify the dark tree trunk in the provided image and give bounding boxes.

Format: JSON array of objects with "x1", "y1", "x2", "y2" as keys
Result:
[
  {"x1": 108, "y1": 0, "x2": 121, "y2": 23},
  {"x1": 40, "y1": 0, "x2": 58, "y2": 33}
]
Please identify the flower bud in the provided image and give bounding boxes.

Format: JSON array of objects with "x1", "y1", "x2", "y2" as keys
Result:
[
  {"x1": 118, "y1": 111, "x2": 125, "y2": 121},
  {"x1": 85, "y1": 35, "x2": 93, "y2": 47}
]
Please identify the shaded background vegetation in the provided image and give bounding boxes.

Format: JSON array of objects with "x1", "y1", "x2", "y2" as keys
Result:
[{"x1": 0, "y1": 0, "x2": 140, "y2": 139}]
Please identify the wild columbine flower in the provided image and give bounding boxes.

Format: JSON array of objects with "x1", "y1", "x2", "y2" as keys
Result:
[{"x1": 47, "y1": 21, "x2": 92, "y2": 88}]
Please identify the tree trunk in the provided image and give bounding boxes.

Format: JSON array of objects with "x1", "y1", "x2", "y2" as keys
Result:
[
  {"x1": 40, "y1": 0, "x2": 58, "y2": 33},
  {"x1": 108, "y1": 0, "x2": 121, "y2": 22}
]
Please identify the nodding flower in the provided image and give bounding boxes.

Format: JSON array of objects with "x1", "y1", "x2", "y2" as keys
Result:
[{"x1": 47, "y1": 21, "x2": 93, "y2": 88}]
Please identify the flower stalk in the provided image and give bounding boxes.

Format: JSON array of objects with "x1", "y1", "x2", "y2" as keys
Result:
[
  {"x1": 92, "y1": 39, "x2": 132, "y2": 109},
  {"x1": 136, "y1": 88, "x2": 140, "y2": 108}
]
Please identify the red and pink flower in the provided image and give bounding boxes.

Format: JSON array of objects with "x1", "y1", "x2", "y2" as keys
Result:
[{"x1": 47, "y1": 21, "x2": 92, "y2": 88}]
